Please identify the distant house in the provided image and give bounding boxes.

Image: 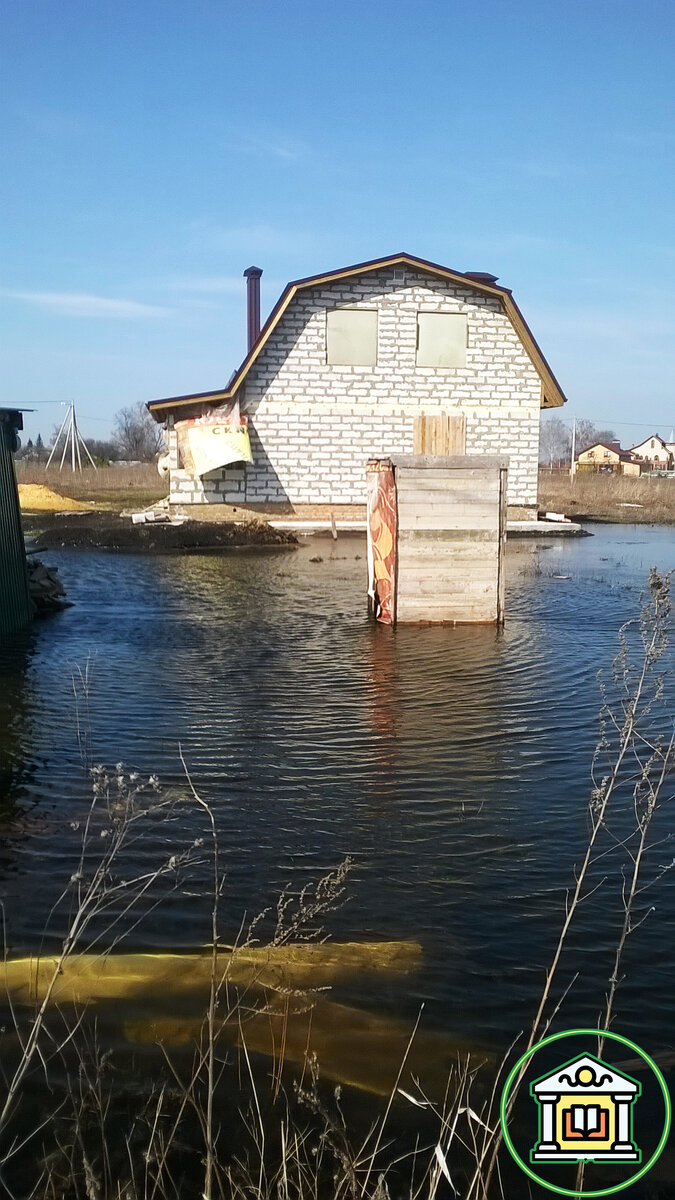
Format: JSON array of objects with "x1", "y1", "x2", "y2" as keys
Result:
[
  {"x1": 147, "y1": 252, "x2": 567, "y2": 519},
  {"x1": 628, "y1": 433, "x2": 673, "y2": 469},
  {"x1": 576, "y1": 442, "x2": 640, "y2": 476}
]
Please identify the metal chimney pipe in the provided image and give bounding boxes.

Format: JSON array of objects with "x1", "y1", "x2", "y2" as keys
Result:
[{"x1": 243, "y1": 266, "x2": 263, "y2": 351}]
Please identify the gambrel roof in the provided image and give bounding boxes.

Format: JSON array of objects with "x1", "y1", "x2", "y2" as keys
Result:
[{"x1": 148, "y1": 252, "x2": 567, "y2": 419}]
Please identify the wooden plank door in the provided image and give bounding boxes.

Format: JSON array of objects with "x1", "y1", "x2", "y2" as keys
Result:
[{"x1": 413, "y1": 413, "x2": 466, "y2": 455}]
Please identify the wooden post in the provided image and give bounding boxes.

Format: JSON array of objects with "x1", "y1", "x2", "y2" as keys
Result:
[
  {"x1": 570, "y1": 416, "x2": 576, "y2": 481},
  {"x1": 367, "y1": 455, "x2": 508, "y2": 626}
]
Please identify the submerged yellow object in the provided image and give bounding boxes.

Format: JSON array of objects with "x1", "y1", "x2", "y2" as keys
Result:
[
  {"x1": 1, "y1": 941, "x2": 422, "y2": 1006},
  {"x1": 125, "y1": 991, "x2": 488, "y2": 1098}
]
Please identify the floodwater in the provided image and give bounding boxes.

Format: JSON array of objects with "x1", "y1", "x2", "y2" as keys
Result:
[{"x1": 0, "y1": 523, "x2": 673, "y2": 1188}]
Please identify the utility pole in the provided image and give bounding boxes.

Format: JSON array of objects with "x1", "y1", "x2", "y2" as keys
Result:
[
  {"x1": 45, "y1": 402, "x2": 98, "y2": 471},
  {"x1": 570, "y1": 415, "x2": 576, "y2": 482}
]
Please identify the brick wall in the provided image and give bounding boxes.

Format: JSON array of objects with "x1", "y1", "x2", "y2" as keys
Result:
[{"x1": 168, "y1": 265, "x2": 543, "y2": 510}]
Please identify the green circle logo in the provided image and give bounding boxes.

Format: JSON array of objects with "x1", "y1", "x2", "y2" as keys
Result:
[{"x1": 499, "y1": 1028, "x2": 671, "y2": 1196}]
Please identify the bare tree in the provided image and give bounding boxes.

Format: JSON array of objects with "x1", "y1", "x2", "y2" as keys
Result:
[
  {"x1": 112, "y1": 402, "x2": 164, "y2": 461},
  {"x1": 540, "y1": 416, "x2": 619, "y2": 465},
  {"x1": 539, "y1": 415, "x2": 572, "y2": 466},
  {"x1": 85, "y1": 438, "x2": 122, "y2": 463},
  {"x1": 575, "y1": 418, "x2": 617, "y2": 453}
]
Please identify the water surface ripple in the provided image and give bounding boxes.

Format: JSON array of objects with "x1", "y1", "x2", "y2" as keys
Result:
[{"x1": 0, "y1": 524, "x2": 673, "y2": 1057}]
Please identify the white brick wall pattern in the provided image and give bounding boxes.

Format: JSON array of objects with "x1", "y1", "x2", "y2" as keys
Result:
[{"x1": 164, "y1": 264, "x2": 553, "y2": 512}]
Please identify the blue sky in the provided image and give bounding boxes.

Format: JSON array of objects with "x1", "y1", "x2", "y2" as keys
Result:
[{"x1": 2, "y1": 0, "x2": 675, "y2": 446}]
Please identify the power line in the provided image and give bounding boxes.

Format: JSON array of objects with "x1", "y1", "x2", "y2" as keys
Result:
[
  {"x1": 547, "y1": 415, "x2": 673, "y2": 428},
  {"x1": 20, "y1": 402, "x2": 114, "y2": 424},
  {"x1": 45, "y1": 403, "x2": 97, "y2": 472}
]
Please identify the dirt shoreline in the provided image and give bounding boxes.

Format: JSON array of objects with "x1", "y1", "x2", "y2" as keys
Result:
[{"x1": 22, "y1": 511, "x2": 298, "y2": 553}]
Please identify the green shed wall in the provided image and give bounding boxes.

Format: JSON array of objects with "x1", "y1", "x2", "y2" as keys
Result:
[{"x1": 0, "y1": 419, "x2": 31, "y2": 636}]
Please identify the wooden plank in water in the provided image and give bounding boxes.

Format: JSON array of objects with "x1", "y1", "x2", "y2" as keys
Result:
[
  {"x1": 398, "y1": 536, "x2": 500, "y2": 552},
  {"x1": 368, "y1": 453, "x2": 507, "y2": 626},
  {"x1": 397, "y1": 604, "x2": 496, "y2": 624},
  {"x1": 397, "y1": 584, "x2": 498, "y2": 600},
  {"x1": 390, "y1": 454, "x2": 508, "y2": 471},
  {"x1": 396, "y1": 471, "x2": 501, "y2": 490},
  {"x1": 398, "y1": 512, "x2": 499, "y2": 532}
]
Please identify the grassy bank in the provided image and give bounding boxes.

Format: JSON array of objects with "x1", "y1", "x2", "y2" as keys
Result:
[
  {"x1": 539, "y1": 469, "x2": 675, "y2": 523},
  {"x1": 17, "y1": 465, "x2": 675, "y2": 526},
  {"x1": 16, "y1": 462, "x2": 167, "y2": 509}
]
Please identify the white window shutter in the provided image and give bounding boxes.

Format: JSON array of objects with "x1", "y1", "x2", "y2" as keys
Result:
[
  {"x1": 326, "y1": 309, "x2": 378, "y2": 365},
  {"x1": 417, "y1": 313, "x2": 467, "y2": 368}
]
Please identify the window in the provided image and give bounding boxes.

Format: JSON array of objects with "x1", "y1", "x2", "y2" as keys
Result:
[
  {"x1": 326, "y1": 308, "x2": 377, "y2": 365},
  {"x1": 416, "y1": 313, "x2": 467, "y2": 368}
]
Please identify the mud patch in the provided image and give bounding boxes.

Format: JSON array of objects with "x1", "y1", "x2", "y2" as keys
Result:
[{"x1": 23, "y1": 511, "x2": 297, "y2": 552}]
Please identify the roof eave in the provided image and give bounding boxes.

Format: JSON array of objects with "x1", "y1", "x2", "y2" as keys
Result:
[
  {"x1": 147, "y1": 387, "x2": 236, "y2": 421},
  {"x1": 146, "y1": 252, "x2": 567, "y2": 417}
]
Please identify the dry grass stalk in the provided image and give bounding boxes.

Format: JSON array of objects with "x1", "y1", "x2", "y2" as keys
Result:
[
  {"x1": 465, "y1": 569, "x2": 674, "y2": 1199},
  {"x1": 0, "y1": 765, "x2": 207, "y2": 1195},
  {"x1": 1, "y1": 575, "x2": 672, "y2": 1199},
  {"x1": 16, "y1": 462, "x2": 166, "y2": 508},
  {"x1": 539, "y1": 468, "x2": 675, "y2": 524}
]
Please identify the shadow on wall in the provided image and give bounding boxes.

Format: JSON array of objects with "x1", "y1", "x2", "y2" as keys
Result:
[
  {"x1": 195, "y1": 299, "x2": 319, "y2": 508},
  {"x1": 201, "y1": 424, "x2": 293, "y2": 508},
  {"x1": 242, "y1": 300, "x2": 317, "y2": 417}
]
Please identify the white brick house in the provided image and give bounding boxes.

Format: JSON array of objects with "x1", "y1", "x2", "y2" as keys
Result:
[{"x1": 148, "y1": 253, "x2": 566, "y2": 517}]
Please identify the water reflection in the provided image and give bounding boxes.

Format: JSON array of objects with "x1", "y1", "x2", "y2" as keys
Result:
[
  {"x1": 0, "y1": 526, "x2": 672, "y2": 1066},
  {"x1": 124, "y1": 989, "x2": 486, "y2": 1099}
]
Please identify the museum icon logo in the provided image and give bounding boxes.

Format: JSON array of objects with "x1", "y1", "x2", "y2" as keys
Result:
[{"x1": 530, "y1": 1054, "x2": 641, "y2": 1164}]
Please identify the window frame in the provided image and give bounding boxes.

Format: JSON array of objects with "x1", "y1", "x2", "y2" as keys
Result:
[
  {"x1": 416, "y1": 311, "x2": 468, "y2": 369},
  {"x1": 325, "y1": 307, "x2": 378, "y2": 367}
]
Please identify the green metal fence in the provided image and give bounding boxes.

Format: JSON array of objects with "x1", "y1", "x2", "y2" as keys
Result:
[{"x1": 0, "y1": 410, "x2": 32, "y2": 636}]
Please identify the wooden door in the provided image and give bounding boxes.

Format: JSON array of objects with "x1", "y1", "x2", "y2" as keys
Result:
[{"x1": 413, "y1": 413, "x2": 466, "y2": 455}]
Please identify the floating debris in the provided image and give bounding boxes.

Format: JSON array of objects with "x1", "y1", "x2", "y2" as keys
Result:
[{"x1": 127, "y1": 498, "x2": 188, "y2": 526}]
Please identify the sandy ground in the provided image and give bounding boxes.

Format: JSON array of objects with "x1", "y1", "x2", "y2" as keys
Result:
[{"x1": 18, "y1": 484, "x2": 92, "y2": 512}]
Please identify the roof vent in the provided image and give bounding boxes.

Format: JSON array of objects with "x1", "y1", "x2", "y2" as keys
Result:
[{"x1": 464, "y1": 271, "x2": 499, "y2": 285}]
